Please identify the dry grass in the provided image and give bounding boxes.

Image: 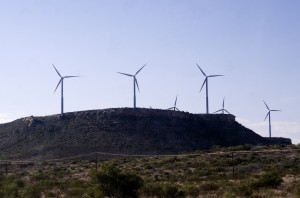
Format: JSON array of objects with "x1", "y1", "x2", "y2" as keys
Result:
[{"x1": 0, "y1": 144, "x2": 299, "y2": 197}]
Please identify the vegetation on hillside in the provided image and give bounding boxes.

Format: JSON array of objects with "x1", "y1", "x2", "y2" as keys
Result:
[
  {"x1": 0, "y1": 144, "x2": 299, "y2": 197},
  {"x1": 0, "y1": 108, "x2": 291, "y2": 160}
]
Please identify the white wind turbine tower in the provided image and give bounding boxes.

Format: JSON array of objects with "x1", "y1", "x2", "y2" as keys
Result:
[
  {"x1": 118, "y1": 64, "x2": 146, "y2": 109},
  {"x1": 214, "y1": 97, "x2": 231, "y2": 114},
  {"x1": 53, "y1": 65, "x2": 79, "y2": 116},
  {"x1": 167, "y1": 95, "x2": 180, "y2": 111},
  {"x1": 263, "y1": 101, "x2": 281, "y2": 138},
  {"x1": 196, "y1": 63, "x2": 224, "y2": 114}
]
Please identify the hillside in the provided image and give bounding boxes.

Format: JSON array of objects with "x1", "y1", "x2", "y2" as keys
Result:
[{"x1": 0, "y1": 108, "x2": 291, "y2": 160}]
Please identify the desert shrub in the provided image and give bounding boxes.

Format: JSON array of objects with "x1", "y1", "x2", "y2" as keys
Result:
[
  {"x1": 0, "y1": 176, "x2": 24, "y2": 198},
  {"x1": 210, "y1": 158, "x2": 230, "y2": 167},
  {"x1": 31, "y1": 171, "x2": 49, "y2": 182},
  {"x1": 140, "y1": 183, "x2": 162, "y2": 197},
  {"x1": 199, "y1": 182, "x2": 219, "y2": 191},
  {"x1": 161, "y1": 184, "x2": 179, "y2": 198},
  {"x1": 3, "y1": 182, "x2": 19, "y2": 198},
  {"x1": 91, "y1": 164, "x2": 143, "y2": 198},
  {"x1": 210, "y1": 145, "x2": 222, "y2": 151},
  {"x1": 281, "y1": 158, "x2": 300, "y2": 174},
  {"x1": 233, "y1": 178, "x2": 256, "y2": 197},
  {"x1": 67, "y1": 187, "x2": 86, "y2": 197},
  {"x1": 194, "y1": 167, "x2": 213, "y2": 177},
  {"x1": 233, "y1": 172, "x2": 283, "y2": 196},
  {"x1": 51, "y1": 167, "x2": 69, "y2": 177},
  {"x1": 223, "y1": 191, "x2": 236, "y2": 198},
  {"x1": 85, "y1": 187, "x2": 103, "y2": 198},
  {"x1": 158, "y1": 183, "x2": 184, "y2": 198},
  {"x1": 252, "y1": 189, "x2": 276, "y2": 198},
  {"x1": 22, "y1": 183, "x2": 43, "y2": 198},
  {"x1": 254, "y1": 172, "x2": 283, "y2": 188},
  {"x1": 144, "y1": 164, "x2": 153, "y2": 170},
  {"x1": 252, "y1": 172, "x2": 283, "y2": 189},
  {"x1": 293, "y1": 184, "x2": 300, "y2": 197},
  {"x1": 44, "y1": 191, "x2": 57, "y2": 197},
  {"x1": 140, "y1": 183, "x2": 184, "y2": 198},
  {"x1": 66, "y1": 179, "x2": 87, "y2": 188},
  {"x1": 228, "y1": 144, "x2": 252, "y2": 151},
  {"x1": 182, "y1": 184, "x2": 199, "y2": 197}
]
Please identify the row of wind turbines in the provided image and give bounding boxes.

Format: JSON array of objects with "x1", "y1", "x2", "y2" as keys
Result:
[{"x1": 52, "y1": 64, "x2": 281, "y2": 138}]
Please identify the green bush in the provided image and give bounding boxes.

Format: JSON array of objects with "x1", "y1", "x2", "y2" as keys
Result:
[
  {"x1": 22, "y1": 184, "x2": 43, "y2": 198},
  {"x1": 255, "y1": 172, "x2": 283, "y2": 188},
  {"x1": 140, "y1": 183, "x2": 184, "y2": 198},
  {"x1": 293, "y1": 183, "x2": 300, "y2": 197},
  {"x1": 233, "y1": 172, "x2": 283, "y2": 196},
  {"x1": 91, "y1": 164, "x2": 143, "y2": 198},
  {"x1": 199, "y1": 182, "x2": 219, "y2": 191},
  {"x1": 0, "y1": 176, "x2": 24, "y2": 198},
  {"x1": 3, "y1": 183, "x2": 19, "y2": 198},
  {"x1": 157, "y1": 183, "x2": 184, "y2": 198},
  {"x1": 45, "y1": 191, "x2": 57, "y2": 197},
  {"x1": 161, "y1": 184, "x2": 179, "y2": 198},
  {"x1": 182, "y1": 184, "x2": 199, "y2": 197},
  {"x1": 140, "y1": 183, "x2": 162, "y2": 197},
  {"x1": 67, "y1": 187, "x2": 85, "y2": 197},
  {"x1": 233, "y1": 178, "x2": 256, "y2": 197}
]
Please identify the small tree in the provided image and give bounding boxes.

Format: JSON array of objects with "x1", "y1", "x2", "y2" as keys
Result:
[{"x1": 92, "y1": 164, "x2": 143, "y2": 198}]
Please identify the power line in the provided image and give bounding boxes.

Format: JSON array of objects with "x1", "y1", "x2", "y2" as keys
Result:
[{"x1": 0, "y1": 148, "x2": 299, "y2": 164}]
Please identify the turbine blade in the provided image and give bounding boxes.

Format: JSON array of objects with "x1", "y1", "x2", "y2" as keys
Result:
[
  {"x1": 264, "y1": 112, "x2": 270, "y2": 121},
  {"x1": 64, "y1": 75, "x2": 79, "y2": 78},
  {"x1": 53, "y1": 64, "x2": 62, "y2": 77},
  {"x1": 54, "y1": 79, "x2": 62, "y2": 93},
  {"x1": 176, "y1": 107, "x2": 180, "y2": 111},
  {"x1": 135, "y1": 64, "x2": 147, "y2": 75},
  {"x1": 208, "y1": 75, "x2": 224, "y2": 77},
  {"x1": 117, "y1": 72, "x2": 133, "y2": 77},
  {"x1": 199, "y1": 78, "x2": 207, "y2": 92},
  {"x1": 222, "y1": 97, "x2": 225, "y2": 109},
  {"x1": 174, "y1": 95, "x2": 178, "y2": 107},
  {"x1": 263, "y1": 101, "x2": 270, "y2": 110},
  {"x1": 224, "y1": 109, "x2": 231, "y2": 114},
  {"x1": 167, "y1": 107, "x2": 173, "y2": 110},
  {"x1": 135, "y1": 78, "x2": 140, "y2": 92},
  {"x1": 213, "y1": 109, "x2": 222, "y2": 114},
  {"x1": 271, "y1": 110, "x2": 281, "y2": 112},
  {"x1": 196, "y1": 63, "x2": 206, "y2": 76}
]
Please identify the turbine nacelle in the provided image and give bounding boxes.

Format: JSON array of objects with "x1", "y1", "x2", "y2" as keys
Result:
[
  {"x1": 52, "y1": 64, "x2": 79, "y2": 116},
  {"x1": 197, "y1": 63, "x2": 223, "y2": 93},
  {"x1": 53, "y1": 65, "x2": 79, "y2": 93},
  {"x1": 117, "y1": 64, "x2": 147, "y2": 108},
  {"x1": 196, "y1": 63, "x2": 224, "y2": 114},
  {"x1": 263, "y1": 100, "x2": 281, "y2": 120},
  {"x1": 117, "y1": 64, "x2": 146, "y2": 93},
  {"x1": 263, "y1": 100, "x2": 281, "y2": 138}
]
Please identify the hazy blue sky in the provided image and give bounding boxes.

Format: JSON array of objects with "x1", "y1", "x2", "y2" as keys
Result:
[{"x1": 0, "y1": 0, "x2": 299, "y2": 143}]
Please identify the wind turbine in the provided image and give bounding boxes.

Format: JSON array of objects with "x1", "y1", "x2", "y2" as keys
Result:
[
  {"x1": 263, "y1": 101, "x2": 281, "y2": 138},
  {"x1": 53, "y1": 64, "x2": 79, "y2": 116},
  {"x1": 196, "y1": 63, "x2": 224, "y2": 114},
  {"x1": 167, "y1": 95, "x2": 180, "y2": 111},
  {"x1": 118, "y1": 64, "x2": 146, "y2": 109},
  {"x1": 214, "y1": 97, "x2": 231, "y2": 114}
]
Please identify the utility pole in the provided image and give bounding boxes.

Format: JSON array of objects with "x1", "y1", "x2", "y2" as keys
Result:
[
  {"x1": 95, "y1": 153, "x2": 98, "y2": 171},
  {"x1": 231, "y1": 152, "x2": 235, "y2": 177},
  {"x1": 5, "y1": 161, "x2": 8, "y2": 176}
]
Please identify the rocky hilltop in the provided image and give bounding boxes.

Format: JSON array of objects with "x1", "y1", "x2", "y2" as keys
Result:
[{"x1": 0, "y1": 108, "x2": 291, "y2": 160}]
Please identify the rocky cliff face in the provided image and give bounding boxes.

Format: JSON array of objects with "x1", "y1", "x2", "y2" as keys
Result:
[{"x1": 0, "y1": 108, "x2": 291, "y2": 160}]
